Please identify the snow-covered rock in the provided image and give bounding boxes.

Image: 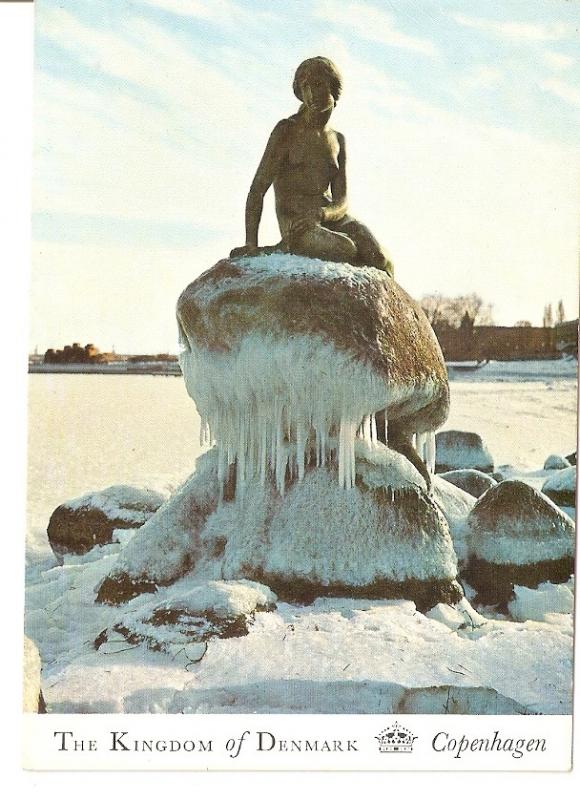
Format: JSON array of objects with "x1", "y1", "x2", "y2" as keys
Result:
[
  {"x1": 543, "y1": 454, "x2": 571, "y2": 471},
  {"x1": 439, "y1": 468, "x2": 497, "y2": 498},
  {"x1": 96, "y1": 450, "x2": 219, "y2": 604},
  {"x1": 431, "y1": 475, "x2": 475, "y2": 562},
  {"x1": 216, "y1": 453, "x2": 460, "y2": 611},
  {"x1": 23, "y1": 635, "x2": 45, "y2": 713},
  {"x1": 96, "y1": 442, "x2": 460, "y2": 611},
  {"x1": 168, "y1": 680, "x2": 528, "y2": 715},
  {"x1": 47, "y1": 484, "x2": 168, "y2": 561},
  {"x1": 435, "y1": 430, "x2": 494, "y2": 474},
  {"x1": 508, "y1": 580, "x2": 574, "y2": 622},
  {"x1": 97, "y1": 256, "x2": 459, "y2": 610},
  {"x1": 464, "y1": 480, "x2": 575, "y2": 604},
  {"x1": 28, "y1": 556, "x2": 573, "y2": 715},
  {"x1": 542, "y1": 466, "x2": 576, "y2": 507},
  {"x1": 425, "y1": 597, "x2": 486, "y2": 631},
  {"x1": 177, "y1": 254, "x2": 449, "y2": 493},
  {"x1": 96, "y1": 579, "x2": 276, "y2": 654}
]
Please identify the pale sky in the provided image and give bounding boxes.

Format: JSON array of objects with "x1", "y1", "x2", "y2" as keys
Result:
[{"x1": 31, "y1": 0, "x2": 579, "y2": 354}]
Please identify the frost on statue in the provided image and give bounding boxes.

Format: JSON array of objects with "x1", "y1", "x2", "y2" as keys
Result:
[{"x1": 97, "y1": 255, "x2": 461, "y2": 610}]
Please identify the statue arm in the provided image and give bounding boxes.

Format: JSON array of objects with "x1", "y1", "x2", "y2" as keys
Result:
[
  {"x1": 323, "y1": 132, "x2": 348, "y2": 223},
  {"x1": 244, "y1": 120, "x2": 288, "y2": 247}
]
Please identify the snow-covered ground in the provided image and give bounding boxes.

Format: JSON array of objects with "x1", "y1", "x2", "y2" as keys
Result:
[{"x1": 25, "y1": 362, "x2": 577, "y2": 714}]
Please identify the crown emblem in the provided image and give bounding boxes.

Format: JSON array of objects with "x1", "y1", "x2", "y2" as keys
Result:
[{"x1": 375, "y1": 721, "x2": 417, "y2": 753}]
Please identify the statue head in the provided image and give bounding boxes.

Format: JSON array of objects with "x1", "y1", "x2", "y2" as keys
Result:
[{"x1": 292, "y1": 57, "x2": 342, "y2": 112}]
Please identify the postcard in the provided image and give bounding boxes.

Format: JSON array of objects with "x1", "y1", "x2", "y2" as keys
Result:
[{"x1": 23, "y1": 0, "x2": 577, "y2": 771}]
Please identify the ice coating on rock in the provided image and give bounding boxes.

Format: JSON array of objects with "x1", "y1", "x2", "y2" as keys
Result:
[
  {"x1": 186, "y1": 332, "x2": 394, "y2": 492},
  {"x1": 177, "y1": 255, "x2": 448, "y2": 496}
]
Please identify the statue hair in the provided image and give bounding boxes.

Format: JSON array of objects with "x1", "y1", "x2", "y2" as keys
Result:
[{"x1": 292, "y1": 57, "x2": 343, "y2": 103}]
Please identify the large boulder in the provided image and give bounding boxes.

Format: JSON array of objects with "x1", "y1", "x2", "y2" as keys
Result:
[
  {"x1": 435, "y1": 430, "x2": 494, "y2": 474},
  {"x1": 177, "y1": 254, "x2": 449, "y2": 486},
  {"x1": 48, "y1": 485, "x2": 168, "y2": 562},
  {"x1": 431, "y1": 476, "x2": 475, "y2": 563},
  {"x1": 463, "y1": 480, "x2": 575, "y2": 605},
  {"x1": 98, "y1": 443, "x2": 461, "y2": 612},
  {"x1": 216, "y1": 444, "x2": 461, "y2": 611},
  {"x1": 543, "y1": 454, "x2": 571, "y2": 471},
  {"x1": 439, "y1": 469, "x2": 497, "y2": 498},
  {"x1": 542, "y1": 466, "x2": 576, "y2": 507},
  {"x1": 96, "y1": 579, "x2": 276, "y2": 654},
  {"x1": 98, "y1": 256, "x2": 456, "y2": 611}
]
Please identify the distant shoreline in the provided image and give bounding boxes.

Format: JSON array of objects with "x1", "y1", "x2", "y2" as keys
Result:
[{"x1": 28, "y1": 361, "x2": 182, "y2": 376}]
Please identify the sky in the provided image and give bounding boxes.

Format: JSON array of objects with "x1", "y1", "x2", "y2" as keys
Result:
[{"x1": 30, "y1": 0, "x2": 579, "y2": 354}]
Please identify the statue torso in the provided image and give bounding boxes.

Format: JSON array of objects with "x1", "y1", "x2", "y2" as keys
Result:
[{"x1": 274, "y1": 115, "x2": 341, "y2": 220}]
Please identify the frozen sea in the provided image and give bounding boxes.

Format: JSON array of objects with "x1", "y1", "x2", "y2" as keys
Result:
[
  {"x1": 25, "y1": 360, "x2": 577, "y2": 714},
  {"x1": 27, "y1": 360, "x2": 577, "y2": 550}
]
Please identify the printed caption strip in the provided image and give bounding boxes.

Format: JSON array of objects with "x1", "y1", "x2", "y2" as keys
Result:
[{"x1": 24, "y1": 714, "x2": 572, "y2": 771}]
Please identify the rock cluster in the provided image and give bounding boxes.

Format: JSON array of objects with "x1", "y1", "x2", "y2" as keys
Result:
[
  {"x1": 48, "y1": 485, "x2": 167, "y2": 562},
  {"x1": 435, "y1": 430, "x2": 494, "y2": 474}
]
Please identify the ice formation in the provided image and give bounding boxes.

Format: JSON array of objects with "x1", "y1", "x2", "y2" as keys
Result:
[
  {"x1": 181, "y1": 332, "x2": 438, "y2": 495},
  {"x1": 177, "y1": 253, "x2": 446, "y2": 497}
]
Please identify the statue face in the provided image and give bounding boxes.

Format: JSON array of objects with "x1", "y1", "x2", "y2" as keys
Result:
[{"x1": 299, "y1": 71, "x2": 335, "y2": 113}]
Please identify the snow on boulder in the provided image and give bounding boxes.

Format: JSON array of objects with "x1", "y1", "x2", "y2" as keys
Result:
[
  {"x1": 508, "y1": 580, "x2": 574, "y2": 623},
  {"x1": 431, "y1": 475, "x2": 475, "y2": 563},
  {"x1": 99, "y1": 256, "x2": 456, "y2": 610},
  {"x1": 168, "y1": 680, "x2": 527, "y2": 715},
  {"x1": 23, "y1": 635, "x2": 45, "y2": 713},
  {"x1": 177, "y1": 254, "x2": 449, "y2": 492},
  {"x1": 96, "y1": 450, "x2": 219, "y2": 605},
  {"x1": 95, "y1": 578, "x2": 276, "y2": 655},
  {"x1": 543, "y1": 454, "x2": 571, "y2": 471},
  {"x1": 542, "y1": 466, "x2": 576, "y2": 507},
  {"x1": 47, "y1": 485, "x2": 168, "y2": 562},
  {"x1": 464, "y1": 480, "x2": 575, "y2": 605},
  {"x1": 214, "y1": 444, "x2": 461, "y2": 611},
  {"x1": 435, "y1": 430, "x2": 494, "y2": 474},
  {"x1": 439, "y1": 469, "x2": 497, "y2": 498}
]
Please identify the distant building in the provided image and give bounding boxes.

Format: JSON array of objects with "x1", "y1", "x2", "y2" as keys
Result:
[
  {"x1": 44, "y1": 343, "x2": 104, "y2": 364},
  {"x1": 554, "y1": 320, "x2": 579, "y2": 358},
  {"x1": 433, "y1": 320, "x2": 578, "y2": 361}
]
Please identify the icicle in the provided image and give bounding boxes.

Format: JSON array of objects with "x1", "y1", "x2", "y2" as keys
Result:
[
  {"x1": 415, "y1": 432, "x2": 426, "y2": 463},
  {"x1": 338, "y1": 418, "x2": 346, "y2": 489},
  {"x1": 362, "y1": 415, "x2": 372, "y2": 444},
  {"x1": 276, "y1": 407, "x2": 285, "y2": 495},
  {"x1": 238, "y1": 413, "x2": 246, "y2": 487},
  {"x1": 349, "y1": 421, "x2": 356, "y2": 488},
  {"x1": 425, "y1": 430, "x2": 436, "y2": 475},
  {"x1": 296, "y1": 421, "x2": 306, "y2": 481},
  {"x1": 384, "y1": 412, "x2": 388, "y2": 445},
  {"x1": 370, "y1": 413, "x2": 377, "y2": 445},
  {"x1": 259, "y1": 414, "x2": 267, "y2": 485}
]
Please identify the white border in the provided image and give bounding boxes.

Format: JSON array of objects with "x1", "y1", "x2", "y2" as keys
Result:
[{"x1": 3, "y1": 1, "x2": 578, "y2": 794}]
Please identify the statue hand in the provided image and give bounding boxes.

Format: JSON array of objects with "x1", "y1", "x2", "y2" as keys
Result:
[{"x1": 230, "y1": 244, "x2": 259, "y2": 258}]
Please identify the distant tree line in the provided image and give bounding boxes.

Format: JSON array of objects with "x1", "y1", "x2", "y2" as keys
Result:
[
  {"x1": 420, "y1": 293, "x2": 494, "y2": 329},
  {"x1": 420, "y1": 295, "x2": 569, "y2": 330}
]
